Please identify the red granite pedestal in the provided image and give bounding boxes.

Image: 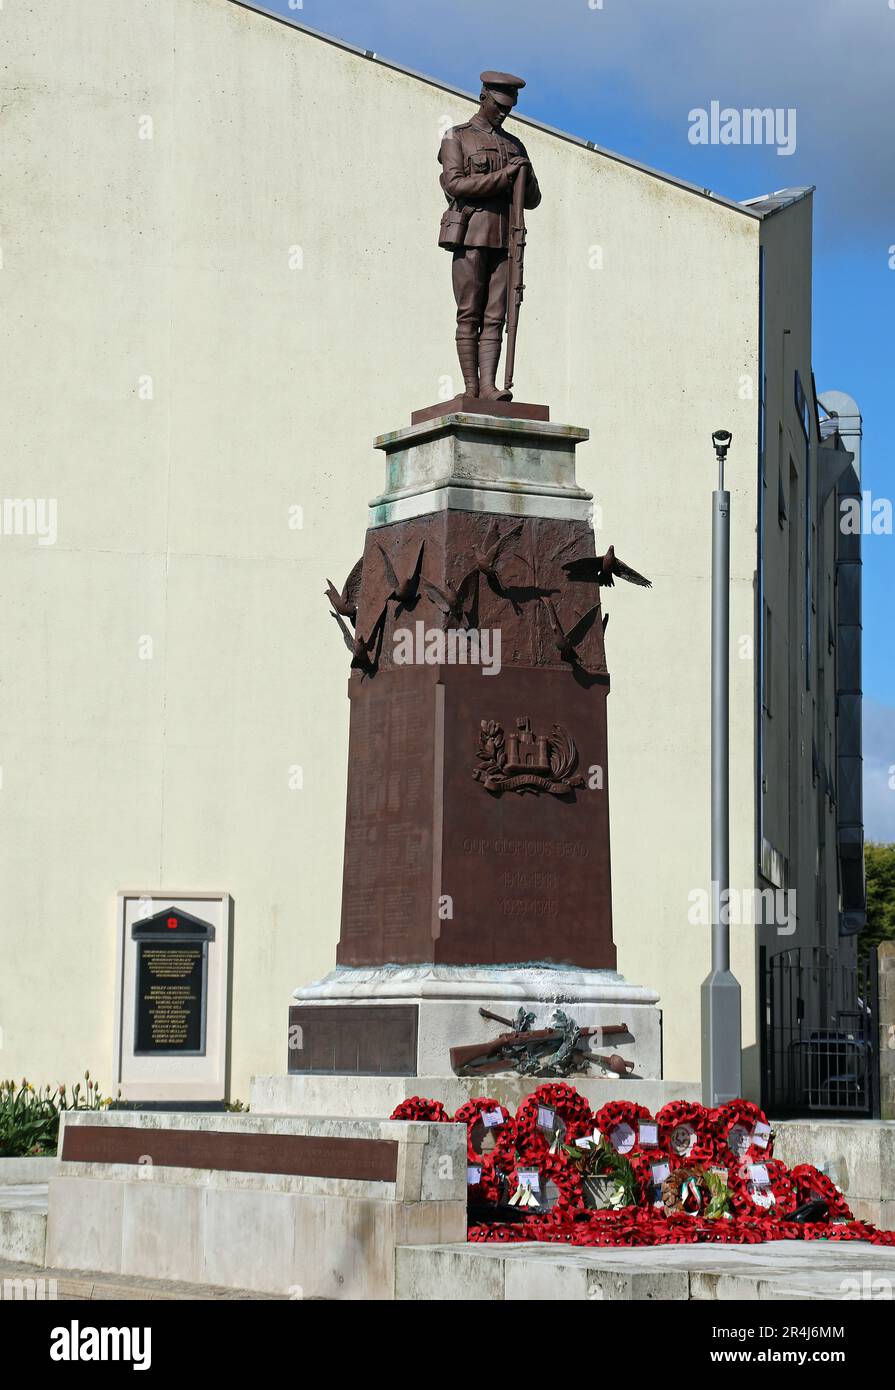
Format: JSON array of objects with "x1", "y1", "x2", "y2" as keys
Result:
[{"x1": 287, "y1": 410, "x2": 663, "y2": 1088}]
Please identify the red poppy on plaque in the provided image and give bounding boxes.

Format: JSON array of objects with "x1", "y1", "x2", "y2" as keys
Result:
[
  {"x1": 594, "y1": 1101, "x2": 655, "y2": 1156},
  {"x1": 711, "y1": 1099, "x2": 774, "y2": 1163},
  {"x1": 656, "y1": 1100, "x2": 717, "y2": 1165}
]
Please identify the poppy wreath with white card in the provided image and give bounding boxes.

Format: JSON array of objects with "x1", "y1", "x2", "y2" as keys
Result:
[
  {"x1": 726, "y1": 1158, "x2": 797, "y2": 1216},
  {"x1": 507, "y1": 1162, "x2": 549, "y2": 1212},
  {"x1": 594, "y1": 1100, "x2": 656, "y2": 1157},
  {"x1": 540, "y1": 1151, "x2": 588, "y2": 1215},
  {"x1": 514, "y1": 1082, "x2": 592, "y2": 1163},
  {"x1": 711, "y1": 1099, "x2": 774, "y2": 1163},
  {"x1": 630, "y1": 1151, "x2": 673, "y2": 1208},
  {"x1": 656, "y1": 1100, "x2": 717, "y2": 1166},
  {"x1": 466, "y1": 1155, "x2": 502, "y2": 1204},
  {"x1": 453, "y1": 1097, "x2": 517, "y2": 1166}
]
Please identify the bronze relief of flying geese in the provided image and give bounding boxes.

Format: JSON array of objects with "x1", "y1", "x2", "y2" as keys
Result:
[
  {"x1": 469, "y1": 518, "x2": 524, "y2": 586},
  {"x1": 540, "y1": 596, "x2": 602, "y2": 668},
  {"x1": 325, "y1": 556, "x2": 364, "y2": 626},
  {"x1": 562, "y1": 544, "x2": 651, "y2": 589},
  {"x1": 331, "y1": 605, "x2": 387, "y2": 677},
  {"x1": 378, "y1": 540, "x2": 425, "y2": 613},
  {"x1": 421, "y1": 570, "x2": 477, "y2": 629}
]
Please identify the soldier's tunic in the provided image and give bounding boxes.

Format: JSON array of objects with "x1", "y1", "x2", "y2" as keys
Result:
[{"x1": 438, "y1": 112, "x2": 541, "y2": 339}]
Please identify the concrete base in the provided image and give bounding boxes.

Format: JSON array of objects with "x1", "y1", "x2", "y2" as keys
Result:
[{"x1": 290, "y1": 963, "x2": 663, "y2": 1081}]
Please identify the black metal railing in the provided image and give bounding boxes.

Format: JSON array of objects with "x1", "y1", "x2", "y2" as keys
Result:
[{"x1": 760, "y1": 945, "x2": 879, "y2": 1117}]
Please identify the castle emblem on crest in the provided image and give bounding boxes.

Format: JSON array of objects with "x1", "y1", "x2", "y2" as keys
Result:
[{"x1": 473, "y1": 716, "x2": 585, "y2": 795}]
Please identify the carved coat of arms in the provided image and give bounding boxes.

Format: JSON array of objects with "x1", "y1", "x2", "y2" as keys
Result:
[{"x1": 473, "y1": 716, "x2": 585, "y2": 795}]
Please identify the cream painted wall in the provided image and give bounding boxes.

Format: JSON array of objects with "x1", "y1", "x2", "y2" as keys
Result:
[{"x1": 1, "y1": 0, "x2": 774, "y2": 1097}]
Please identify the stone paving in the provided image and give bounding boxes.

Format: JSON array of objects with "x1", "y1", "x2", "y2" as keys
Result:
[
  {"x1": 0, "y1": 1259, "x2": 288, "y2": 1301},
  {"x1": 396, "y1": 1239, "x2": 895, "y2": 1301}
]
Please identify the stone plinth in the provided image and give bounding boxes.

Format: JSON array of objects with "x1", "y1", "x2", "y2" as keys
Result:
[
  {"x1": 410, "y1": 396, "x2": 550, "y2": 426},
  {"x1": 370, "y1": 413, "x2": 593, "y2": 525},
  {"x1": 291, "y1": 408, "x2": 664, "y2": 1095},
  {"x1": 287, "y1": 964, "x2": 661, "y2": 1081}
]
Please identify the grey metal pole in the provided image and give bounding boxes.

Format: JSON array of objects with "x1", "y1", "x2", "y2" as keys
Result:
[{"x1": 701, "y1": 431, "x2": 742, "y2": 1105}]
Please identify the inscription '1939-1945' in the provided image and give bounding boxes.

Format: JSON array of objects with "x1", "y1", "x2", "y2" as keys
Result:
[
  {"x1": 500, "y1": 898, "x2": 559, "y2": 917},
  {"x1": 461, "y1": 837, "x2": 589, "y2": 859}
]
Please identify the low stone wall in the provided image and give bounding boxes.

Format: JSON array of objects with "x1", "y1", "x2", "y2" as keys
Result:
[
  {"x1": 46, "y1": 1111, "x2": 467, "y2": 1299},
  {"x1": 773, "y1": 1118, "x2": 895, "y2": 1229}
]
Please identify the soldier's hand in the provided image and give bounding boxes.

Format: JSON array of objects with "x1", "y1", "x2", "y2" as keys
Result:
[{"x1": 507, "y1": 156, "x2": 530, "y2": 176}]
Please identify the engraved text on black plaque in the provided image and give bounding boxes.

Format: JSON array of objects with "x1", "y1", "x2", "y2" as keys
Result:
[{"x1": 132, "y1": 908, "x2": 214, "y2": 1056}]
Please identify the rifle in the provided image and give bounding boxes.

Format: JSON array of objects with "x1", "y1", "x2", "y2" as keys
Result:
[
  {"x1": 450, "y1": 1009, "x2": 631, "y2": 1076},
  {"x1": 502, "y1": 164, "x2": 527, "y2": 393}
]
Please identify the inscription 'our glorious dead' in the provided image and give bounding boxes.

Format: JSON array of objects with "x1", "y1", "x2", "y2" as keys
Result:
[{"x1": 460, "y1": 836, "x2": 589, "y2": 859}]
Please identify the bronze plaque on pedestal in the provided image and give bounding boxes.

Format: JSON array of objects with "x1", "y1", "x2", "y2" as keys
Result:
[{"x1": 288, "y1": 1004, "x2": 419, "y2": 1076}]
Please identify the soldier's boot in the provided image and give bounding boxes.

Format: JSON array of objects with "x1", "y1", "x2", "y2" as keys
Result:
[
  {"x1": 456, "y1": 334, "x2": 479, "y2": 397},
  {"x1": 478, "y1": 333, "x2": 512, "y2": 401}
]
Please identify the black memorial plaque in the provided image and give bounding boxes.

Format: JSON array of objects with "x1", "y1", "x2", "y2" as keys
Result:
[{"x1": 132, "y1": 908, "x2": 213, "y2": 1056}]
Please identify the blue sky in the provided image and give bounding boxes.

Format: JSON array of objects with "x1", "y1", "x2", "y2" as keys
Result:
[{"x1": 256, "y1": 0, "x2": 895, "y2": 836}]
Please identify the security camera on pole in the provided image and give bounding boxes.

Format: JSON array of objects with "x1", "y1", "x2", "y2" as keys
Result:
[{"x1": 701, "y1": 428, "x2": 742, "y2": 1106}]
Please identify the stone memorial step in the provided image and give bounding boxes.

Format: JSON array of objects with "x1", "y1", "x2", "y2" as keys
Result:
[
  {"x1": 0, "y1": 1185, "x2": 49, "y2": 1265},
  {"x1": 395, "y1": 1238, "x2": 895, "y2": 1301}
]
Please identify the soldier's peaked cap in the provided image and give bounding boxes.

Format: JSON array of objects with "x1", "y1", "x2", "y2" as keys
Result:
[{"x1": 480, "y1": 71, "x2": 526, "y2": 106}]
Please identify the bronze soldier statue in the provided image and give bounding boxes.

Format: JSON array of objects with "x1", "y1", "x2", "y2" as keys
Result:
[{"x1": 438, "y1": 71, "x2": 541, "y2": 401}]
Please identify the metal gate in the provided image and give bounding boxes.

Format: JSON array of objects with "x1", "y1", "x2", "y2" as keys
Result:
[{"x1": 760, "y1": 945, "x2": 879, "y2": 1117}]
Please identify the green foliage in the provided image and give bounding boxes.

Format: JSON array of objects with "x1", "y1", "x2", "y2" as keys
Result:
[
  {"x1": 705, "y1": 1169, "x2": 732, "y2": 1219},
  {"x1": 862, "y1": 842, "x2": 895, "y2": 957},
  {"x1": 563, "y1": 1137, "x2": 637, "y2": 1206},
  {"x1": 0, "y1": 1075, "x2": 114, "y2": 1157}
]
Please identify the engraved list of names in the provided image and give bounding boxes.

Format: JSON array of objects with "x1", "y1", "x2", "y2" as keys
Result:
[{"x1": 135, "y1": 942, "x2": 205, "y2": 1054}]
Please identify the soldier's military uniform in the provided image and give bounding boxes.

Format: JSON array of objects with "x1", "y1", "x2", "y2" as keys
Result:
[{"x1": 438, "y1": 72, "x2": 541, "y2": 399}]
